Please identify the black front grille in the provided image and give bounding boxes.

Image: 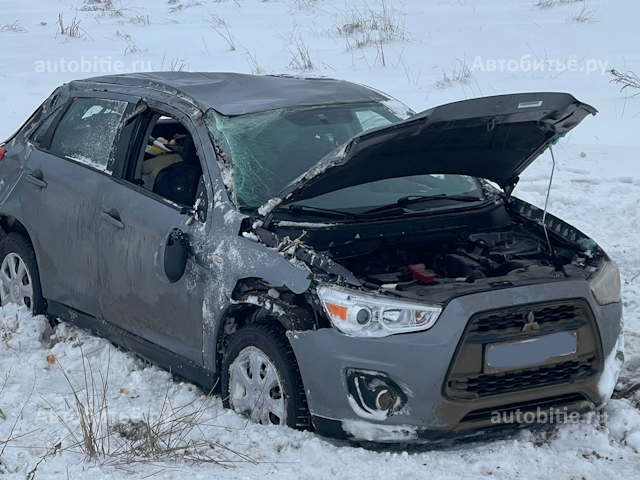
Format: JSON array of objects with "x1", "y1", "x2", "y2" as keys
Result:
[
  {"x1": 449, "y1": 356, "x2": 597, "y2": 398},
  {"x1": 446, "y1": 299, "x2": 601, "y2": 400},
  {"x1": 468, "y1": 303, "x2": 587, "y2": 336}
]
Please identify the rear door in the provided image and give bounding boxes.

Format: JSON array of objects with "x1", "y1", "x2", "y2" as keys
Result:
[
  {"x1": 19, "y1": 94, "x2": 133, "y2": 317},
  {"x1": 97, "y1": 103, "x2": 209, "y2": 364}
]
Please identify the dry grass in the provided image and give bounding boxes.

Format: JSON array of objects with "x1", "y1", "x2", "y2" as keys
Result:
[
  {"x1": 57, "y1": 13, "x2": 90, "y2": 39},
  {"x1": 8, "y1": 347, "x2": 254, "y2": 468},
  {"x1": 434, "y1": 58, "x2": 474, "y2": 89},
  {"x1": 609, "y1": 69, "x2": 640, "y2": 93},
  {"x1": 129, "y1": 14, "x2": 151, "y2": 26},
  {"x1": 1, "y1": 21, "x2": 27, "y2": 33},
  {"x1": 159, "y1": 53, "x2": 190, "y2": 71},
  {"x1": 244, "y1": 48, "x2": 265, "y2": 75},
  {"x1": 336, "y1": 0, "x2": 409, "y2": 50},
  {"x1": 168, "y1": 0, "x2": 204, "y2": 13},
  {"x1": 169, "y1": 57, "x2": 189, "y2": 71},
  {"x1": 286, "y1": 35, "x2": 315, "y2": 71},
  {"x1": 207, "y1": 15, "x2": 236, "y2": 51},
  {"x1": 116, "y1": 28, "x2": 142, "y2": 54},
  {"x1": 535, "y1": 0, "x2": 556, "y2": 8},
  {"x1": 534, "y1": 0, "x2": 583, "y2": 8},
  {"x1": 81, "y1": 0, "x2": 126, "y2": 17},
  {"x1": 567, "y1": 3, "x2": 596, "y2": 23},
  {"x1": 290, "y1": 0, "x2": 318, "y2": 11}
]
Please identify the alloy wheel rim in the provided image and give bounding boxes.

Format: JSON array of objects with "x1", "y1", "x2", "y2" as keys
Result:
[
  {"x1": 0, "y1": 253, "x2": 33, "y2": 311},
  {"x1": 229, "y1": 346, "x2": 286, "y2": 426}
]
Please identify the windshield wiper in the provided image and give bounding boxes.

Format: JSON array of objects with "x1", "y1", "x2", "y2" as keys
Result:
[
  {"x1": 362, "y1": 194, "x2": 483, "y2": 215},
  {"x1": 282, "y1": 204, "x2": 361, "y2": 220}
]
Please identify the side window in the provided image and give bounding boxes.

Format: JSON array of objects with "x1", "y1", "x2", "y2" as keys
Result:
[
  {"x1": 355, "y1": 110, "x2": 393, "y2": 132},
  {"x1": 49, "y1": 98, "x2": 127, "y2": 171},
  {"x1": 127, "y1": 113, "x2": 205, "y2": 212},
  {"x1": 31, "y1": 108, "x2": 61, "y2": 145}
]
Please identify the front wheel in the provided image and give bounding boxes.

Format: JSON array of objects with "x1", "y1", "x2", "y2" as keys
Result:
[
  {"x1": 0, "y1": 232, "x2": 45, "y2": 314},
  {"x1": 221, "y1": 323, "x2": 310, "y2": 430}
]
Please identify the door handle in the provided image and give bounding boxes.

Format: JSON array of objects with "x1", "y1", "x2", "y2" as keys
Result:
[
  {"x1": 101, "y1": 210, "x2": 125, "y2": 229},
  {"x1": 26, "y1": 169, "x2": 47, "y2": 188}
]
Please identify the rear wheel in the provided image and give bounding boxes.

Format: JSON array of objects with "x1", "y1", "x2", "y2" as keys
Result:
[
  {"x1": 0, "y1": 233, "x2": 45, "y2": 314},
  {"x1": 221, "y1": 323, "x2": 310, "y2": 429}
]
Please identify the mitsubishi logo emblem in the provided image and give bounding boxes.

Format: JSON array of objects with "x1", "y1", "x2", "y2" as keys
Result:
[{"x1": 522, "y1": 311, "x2": 540, "y2": 333}]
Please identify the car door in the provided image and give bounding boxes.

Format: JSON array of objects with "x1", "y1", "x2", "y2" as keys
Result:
[
  {"x1": 97, "y1": 104, "x2": 208, "y2": 364},
  {"x1": 19, "y1": 94, "x2": 133, "y2": 318}
]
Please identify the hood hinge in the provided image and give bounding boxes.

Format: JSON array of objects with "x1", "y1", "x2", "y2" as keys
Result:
[{"x1": 503, "y1": 179, "x2": 518, "y2": 198}]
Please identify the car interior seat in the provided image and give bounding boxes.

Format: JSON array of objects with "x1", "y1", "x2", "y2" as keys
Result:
[{"x1": 153, "y1": 134, "x2": 202, "y2": 207}]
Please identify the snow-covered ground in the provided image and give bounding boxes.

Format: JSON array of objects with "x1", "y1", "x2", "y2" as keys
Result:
[{"x1": 1, "y1": 0, "x2": 640, "y2": 477}]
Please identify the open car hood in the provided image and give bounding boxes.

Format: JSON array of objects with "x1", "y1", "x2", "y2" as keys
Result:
[{"x1": 263, "y1": 92, "x2": 596, "y2": 215}]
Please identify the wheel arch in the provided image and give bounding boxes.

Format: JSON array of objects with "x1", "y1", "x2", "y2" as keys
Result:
[
  {"x1": 0, "y1": 215, "x2": 36, "y2": 252},
  {"x1": 215, "y1": 278, "x2": 318, "y2": 372},
  {"x1": 0, "y1": 216, "x2": 46, "y2": 313}
]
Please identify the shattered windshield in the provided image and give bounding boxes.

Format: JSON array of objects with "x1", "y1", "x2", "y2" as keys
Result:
[{"x1": 205, "y1": 103, "x2": 402, "y2": 210}]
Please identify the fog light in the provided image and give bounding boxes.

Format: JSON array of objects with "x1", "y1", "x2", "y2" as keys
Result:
[
  {"x1": 345, "y1": 369, "x2": 406, "y2": 419},
  {"x1": 375, "y1": 389, "x2": 397, "y2": 411}
]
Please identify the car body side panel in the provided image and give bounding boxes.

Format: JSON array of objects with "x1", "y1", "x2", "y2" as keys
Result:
[
  {"x1": 8, "y1": 145, "x2": 107, "y2": 317},
  {"x1": 98, "y1": 180, "x2": 206, "y2": 363},
  {"x1": 288, "y1": 280, "x2": 621, "y2": 434}
]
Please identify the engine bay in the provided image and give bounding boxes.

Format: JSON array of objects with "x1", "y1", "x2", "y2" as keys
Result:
[
  {"x1": 267, "y1": 198, "x2": 601, "y2": 303},
  {"x1": 330, "y1": 224, "x2": 596, "y2": 302},
  {"x1": 346, "y1": 228, "x2": 551, "y2": 285}
]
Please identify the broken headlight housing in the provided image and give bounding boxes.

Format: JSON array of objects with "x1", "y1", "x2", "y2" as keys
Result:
[
  {"x1": 317, "y1": 285, "x2": 441, "y2": 338},
  {"x1": 589, "y1": 260, "x2": 621, "y2": 306}
]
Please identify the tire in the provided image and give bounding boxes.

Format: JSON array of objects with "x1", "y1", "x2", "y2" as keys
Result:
[
  {"x1": 0, "y1": 232, "x2": 46, "y2": 314},
  {"x1": 221, "y1": 322, "x2": 310, "y2": 430}
]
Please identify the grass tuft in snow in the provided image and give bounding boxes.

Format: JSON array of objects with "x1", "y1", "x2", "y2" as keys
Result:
[
  {"x1": 1, "y1": 21, "x2": 27, "y2": 33},
  {"x1": 609, "y1": 69, "x2": 640, "y2": 93},
  {"x1": 534, "y1": 0, "x2": 556, "y2": 8},
  {"x1": 434, "y1": 58, "x2": 474, "y2": 89},
  {"x1": 159, "y1": 53, "x2": 190, "y2": 71},
  {"x1": 244, "y1": 48, "x2": 265, "y2": 75},
  {"x1": 169, "y1": 0, "x2": 204, "y2": 13},
  {"x1": 534, "y1": 0, "x2": 583, "y2": 8},
  {"x1": 116, "y1": 28, "x2": 143, "y2": 55},
  {"x1": 286, "y1": 35, "x2": 315, "y2": 71},
  {"x1": 56, "y1": 12, "x2": 92, "y2": 40},
  {"x1": 81, "y1": 0, "x2": 126, "y2": 18},
  {"x1": 336, "y1": 0, "x2": 409, "y2": 50},
  {"x1": 129, "y1": 14, "x2": 151, "y2": 26},
  {"x1": 0, "y1": 313, "x2": 255, "y2": 468},
  {"x1": 207, "y1": 15, "x2": 236, "y2": 51},
  {"x1": 566, "y1": 3, "x2": 596, "y2": 24},
  {"x1": 49, "y1": 348, "x2": 112, "y2": 458}
]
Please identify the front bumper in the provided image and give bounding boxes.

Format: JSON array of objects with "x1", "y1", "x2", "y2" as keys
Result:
[{"x1": 288, "y1": 280, "x2": 623, "y2": 442}]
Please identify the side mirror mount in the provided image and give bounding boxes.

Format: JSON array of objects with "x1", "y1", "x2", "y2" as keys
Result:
[
  {"x1": 155, "y1": 228, "x2": 189, "y2": 284},
  {"x1": 192, "y1": 176, "x2": 208, "y2": 224}
]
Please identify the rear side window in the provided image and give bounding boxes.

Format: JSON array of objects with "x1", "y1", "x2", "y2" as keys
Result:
[{"x1": 49, "y1": 98, "x2": 127, "y2": 171}]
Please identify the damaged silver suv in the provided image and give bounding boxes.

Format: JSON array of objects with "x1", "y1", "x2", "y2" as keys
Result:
[{"x1": 0, "y1": 72, "x2": 624, "y2": 442}]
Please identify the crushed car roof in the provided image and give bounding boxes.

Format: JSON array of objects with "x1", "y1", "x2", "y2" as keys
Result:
[{"x1": 82, "y1": 72, "x2": 389, "y2": 116}]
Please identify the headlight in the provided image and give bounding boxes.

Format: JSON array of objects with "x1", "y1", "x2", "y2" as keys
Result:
[
  {"x1": 589, "y1": 260, "x2": 621, "y2": 305},
  {"x1": 317, "y1": 285, "x2": 442, "y2": 338}
]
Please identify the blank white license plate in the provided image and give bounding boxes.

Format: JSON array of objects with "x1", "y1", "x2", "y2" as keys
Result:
[{"x1": 484, "y1": 331, "x2": 578, "y2": 374}]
